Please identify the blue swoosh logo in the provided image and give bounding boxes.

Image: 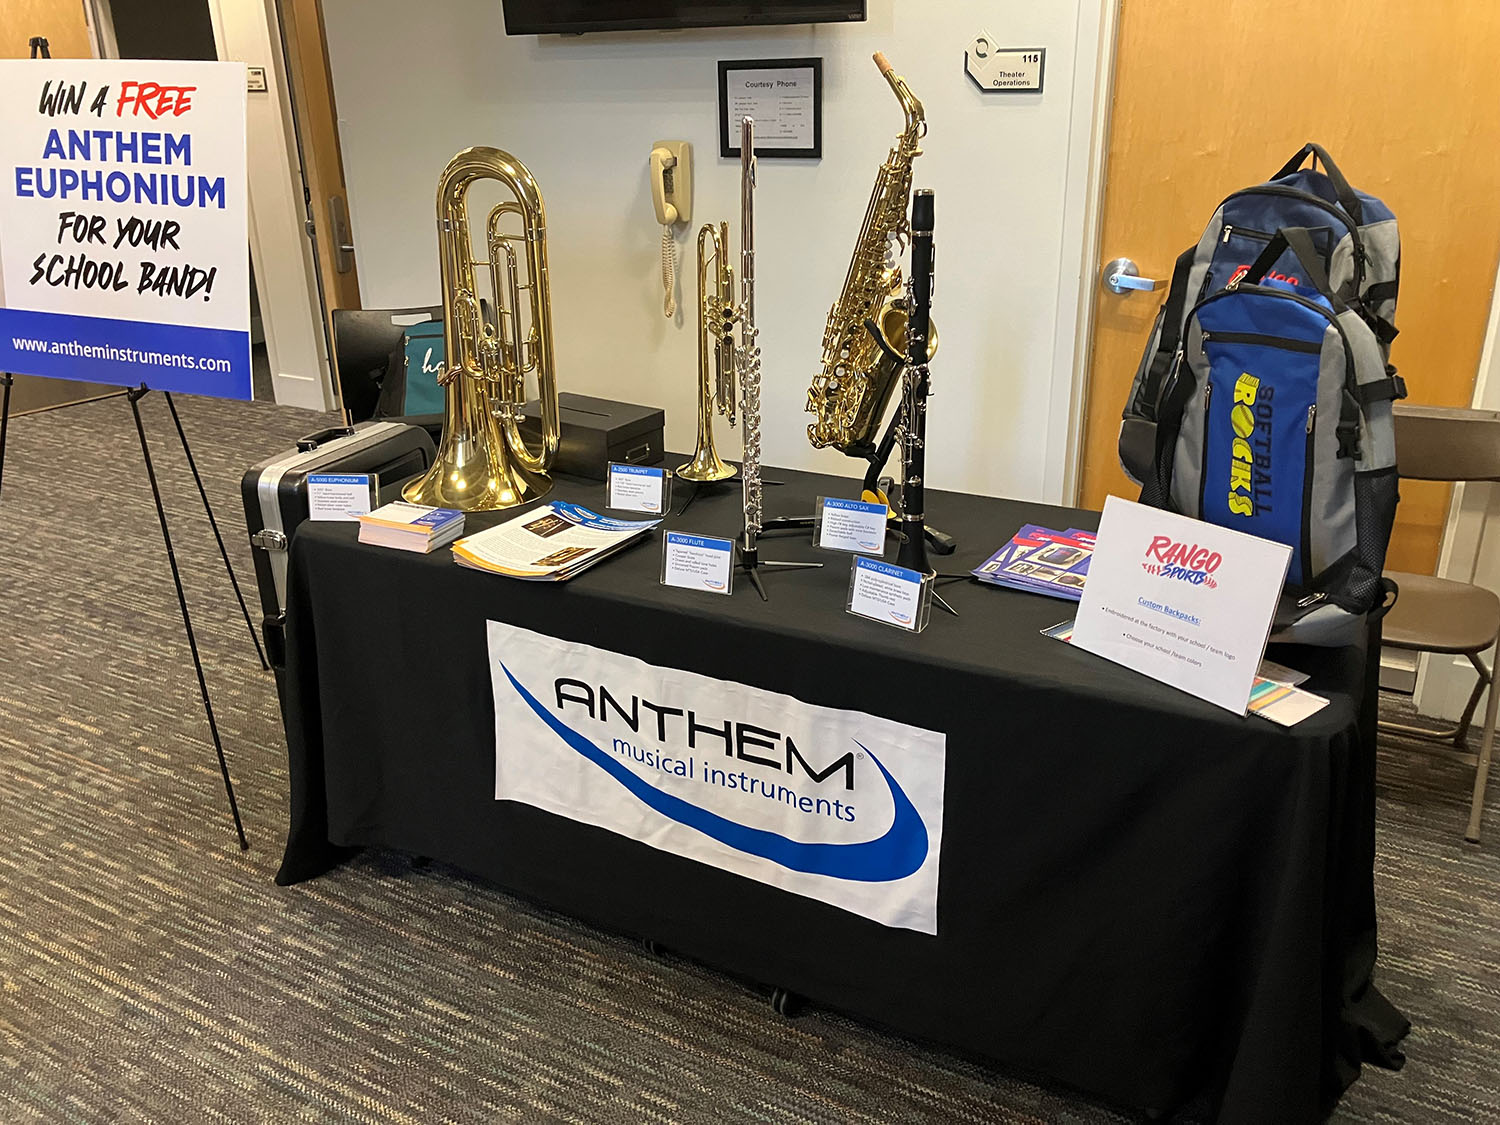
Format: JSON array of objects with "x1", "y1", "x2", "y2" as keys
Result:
[{"x1": 501, "y1": 663, "x2": 928, "y2": 882}]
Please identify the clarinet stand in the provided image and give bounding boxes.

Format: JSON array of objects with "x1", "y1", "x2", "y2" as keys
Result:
[{"x1": 0, "y1": 377, "x2": 263, "y2": 849}]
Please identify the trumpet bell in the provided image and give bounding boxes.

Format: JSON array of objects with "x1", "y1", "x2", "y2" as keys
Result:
[{"x1": 677, "y1": 445, "x2": 737, "y2": 483}]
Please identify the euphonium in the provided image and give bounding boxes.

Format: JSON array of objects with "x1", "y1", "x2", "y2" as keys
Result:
[
  {"x1": 677, "y1": 221, "x2": 738, "y2": 483},
  {"x1": 805, "y1": 52, "x2": 937, "y2": 458},
  {"x1": 402, "y1": 146, "x2": 560, "y2": 511}
]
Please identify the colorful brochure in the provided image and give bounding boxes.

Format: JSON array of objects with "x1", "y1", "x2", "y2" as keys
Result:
[
  {"x1": 972, "y1": 525, "x2": 1096, "y2": 601},
  {"x1": 452, "y1": 501, "x2": 660, "y2": 581}
]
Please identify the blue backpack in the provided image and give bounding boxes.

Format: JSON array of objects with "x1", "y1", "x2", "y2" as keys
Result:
[
  {"x1": 1136, "y1": 227, "x2": 1404, "y2": 645},
  {"x1": 1120, "y1": 143, "x2": 1400, "y2": 490}
]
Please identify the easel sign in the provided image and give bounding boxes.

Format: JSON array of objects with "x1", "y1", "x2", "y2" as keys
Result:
[
  {"x1": 0, "y1": 51, "x2": 259, "y2": 851},
  {"x1": 0, "y1": 58, "x2": 250, "y2": 399}
]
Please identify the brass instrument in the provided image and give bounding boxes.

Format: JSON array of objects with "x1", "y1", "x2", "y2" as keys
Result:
[
  {"x1": 805, "y1": 52, "x2": 937, "y2": 458},
  {"x1": 402, "y1": 147, "x2": 560, "y2": 511},
  {"x1": 676, "y1": 221, "x2": 738, "y2": 482}
]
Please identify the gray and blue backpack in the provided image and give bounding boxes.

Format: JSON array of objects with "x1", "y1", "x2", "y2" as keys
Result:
[{"x1": 1119, "y1": 144, "x2": 1405, "y2": 645}]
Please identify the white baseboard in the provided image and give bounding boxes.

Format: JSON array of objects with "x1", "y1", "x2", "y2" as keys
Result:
[{"x1": 1380, "y1": 649, "x2": 1418, "y2": 694}]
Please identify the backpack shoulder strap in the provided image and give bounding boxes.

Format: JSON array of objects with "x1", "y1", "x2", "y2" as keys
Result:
[
  {"x1": 1239, "y1": 226, "x2": 1335, "y2": 297},
  {"x1": 1239, "y1": 227, "x2": 1366, "y2": 458},
  {"x1": 1134, "y1": 245, "x2": 1199, "y2": 420}
]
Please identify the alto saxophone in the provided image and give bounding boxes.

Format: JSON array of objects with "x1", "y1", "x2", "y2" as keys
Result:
[{"x1": 806, "y1": 52, "x2": 937, "y2": 458}]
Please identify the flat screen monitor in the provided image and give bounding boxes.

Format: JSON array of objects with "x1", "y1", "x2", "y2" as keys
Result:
[{"x1": 501, "y1": 1, "x2": 866, "y2": 36}]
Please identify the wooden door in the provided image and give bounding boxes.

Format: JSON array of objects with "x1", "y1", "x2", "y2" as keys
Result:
[{"x1": 1079, "y1": 0, "x2": 1500, "y2": 575}]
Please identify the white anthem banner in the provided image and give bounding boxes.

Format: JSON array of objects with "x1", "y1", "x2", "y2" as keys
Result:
[{"x1": 487, "y1": 621, "x2": 947, "y2": 933}]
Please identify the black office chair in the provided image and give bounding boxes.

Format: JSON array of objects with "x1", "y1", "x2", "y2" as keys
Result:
[{"x1": 331, "y1": 306, "x2": 442, "y2": 422}]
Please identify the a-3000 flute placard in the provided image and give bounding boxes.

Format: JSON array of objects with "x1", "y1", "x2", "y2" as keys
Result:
[{"x1": 0, "y1": 60, "x2": 250, "y2": 399}]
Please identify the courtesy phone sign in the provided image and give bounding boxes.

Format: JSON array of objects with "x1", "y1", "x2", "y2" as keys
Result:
[
  {"x1": 487, "y1": 620, "x2": 947, "y2": 933},
  {"x1": 0, "y1": 60, "x2": 250, "y2": 399}
]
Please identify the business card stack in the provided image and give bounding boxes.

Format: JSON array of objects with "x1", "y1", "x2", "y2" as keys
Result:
[
  {"x1": 972, "y1": 524, "x2": 1096, "y2": 601},
  {"x1": 357, "y1": 501, "x2": 465, "y2": 553}
]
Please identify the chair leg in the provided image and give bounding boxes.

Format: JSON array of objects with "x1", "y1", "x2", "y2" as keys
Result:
[
  {"x1": 1465, "y1": 655, "x2": 1498, "y2": 844},
  {"x1": 1453, "y1": 656, "x2": 1488, "y2": 748}
]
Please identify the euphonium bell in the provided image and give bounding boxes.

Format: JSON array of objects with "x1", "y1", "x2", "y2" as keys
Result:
[
  {"x1": 402, "y1": 146, "x2": 560, "y2": 511},
  {"x1": 678, "y1": 221, "x2": 739, "y2": 483}
]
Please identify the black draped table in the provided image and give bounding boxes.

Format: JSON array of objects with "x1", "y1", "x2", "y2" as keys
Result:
[{"x1": 276, "y1": 461, "x2": 1407, "y2": 1123}]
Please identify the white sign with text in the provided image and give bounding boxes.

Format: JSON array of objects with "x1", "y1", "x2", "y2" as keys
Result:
[
  {"x1": 1070, "y1": 496, "x2": 1290, "y2": 714},
  {"x1": 607, "y1": 463, "x2": 667, "y2": 514},
  {"x1": 661, "y1": 532, "x2": 733, "y2": 595},
  {"x1": 0, "y1": 60, "x2": 250, "y2": 398}
]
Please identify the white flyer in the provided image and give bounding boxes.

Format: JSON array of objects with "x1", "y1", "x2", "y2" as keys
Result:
[{"x1": 1070, "y1": 496, "x2": 1291, "y2": 714}]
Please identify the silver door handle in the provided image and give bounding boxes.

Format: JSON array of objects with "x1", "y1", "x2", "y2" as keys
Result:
[{"x1": 1102, "y1": 257, "x2": 1159, "y2": 294}]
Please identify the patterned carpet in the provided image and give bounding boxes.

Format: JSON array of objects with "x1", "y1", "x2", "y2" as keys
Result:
[{"x1": 0, "y1": 394, "x2": 1496, "y2": 1123}]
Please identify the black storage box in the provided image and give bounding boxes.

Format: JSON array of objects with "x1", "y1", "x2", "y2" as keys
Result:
[
  {"x1": 241, "y1": 420, "x2": 435, "y2": 671},
  {"x1": 519, "y1": 393, "x2": 664, "y2": 480}
]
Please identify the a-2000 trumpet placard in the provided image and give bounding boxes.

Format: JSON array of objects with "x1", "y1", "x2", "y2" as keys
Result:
[{"x1": 487, "y1": 619, "x2": 947, "y2": 933}]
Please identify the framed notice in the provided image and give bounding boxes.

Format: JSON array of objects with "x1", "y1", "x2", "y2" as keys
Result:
[
  {"x1": 0, "y1": 59, "x2": 251, "y2": 399},
  {"x1": 718, "y1": 57, "x2": 821, "y2": 159}
]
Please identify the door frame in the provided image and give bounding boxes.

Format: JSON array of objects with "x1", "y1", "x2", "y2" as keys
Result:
[{"x1": 1046, "y1": 0, "x2": 1121, "y2": 505}]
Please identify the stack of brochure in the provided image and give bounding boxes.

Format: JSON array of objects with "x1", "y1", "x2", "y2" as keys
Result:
[
  {"x1": 972, "y1": 525, "x2": 1096, "y2": 601},
  {"x1": 453, "y1": 501, "x2": 661, "y2": 581},
  {"x1": 357, "y1": 501, "x2": 465, "y2": 553}
]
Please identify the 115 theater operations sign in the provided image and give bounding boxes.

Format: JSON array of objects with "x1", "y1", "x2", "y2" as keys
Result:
[{"x1": 0, "y1": 60, "x2": 251, "y2": 400}]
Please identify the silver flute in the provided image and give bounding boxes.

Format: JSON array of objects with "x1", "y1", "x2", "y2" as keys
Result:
[{"x1": 736, "y1": 116, "x2": 763, "y2": 544}]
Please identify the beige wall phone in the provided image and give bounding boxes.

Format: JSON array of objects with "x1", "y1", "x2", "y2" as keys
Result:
[{"x1": 650, "y1": 140, "x2": 692, "y2": 317}]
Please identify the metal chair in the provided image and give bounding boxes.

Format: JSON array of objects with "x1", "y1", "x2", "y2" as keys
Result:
[{"x1": 1380, "y1": 404, "x2": 1500, "y2": 842}]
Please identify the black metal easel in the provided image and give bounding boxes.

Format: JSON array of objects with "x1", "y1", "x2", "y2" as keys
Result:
[{"x1": 0, "y1": 378, "x2": 264, "y2": 849}]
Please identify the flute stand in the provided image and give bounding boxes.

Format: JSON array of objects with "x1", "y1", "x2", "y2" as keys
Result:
[{"x1": 736, "y1": 532, "x2": 822, "y2": 603}]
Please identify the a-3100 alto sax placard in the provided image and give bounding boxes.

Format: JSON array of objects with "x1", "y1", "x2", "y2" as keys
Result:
[{"x1": 487, "y1": 620, "x2": 947, "y2": 933}]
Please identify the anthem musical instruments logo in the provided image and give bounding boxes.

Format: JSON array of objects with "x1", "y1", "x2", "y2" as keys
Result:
[{"x1": 487, "y1": 620, "x2": 947, "y2": 932}]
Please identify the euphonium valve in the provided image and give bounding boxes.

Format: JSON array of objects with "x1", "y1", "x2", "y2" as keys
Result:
[
  {"x1": 402, "y1": 146, "x2": 561, "y2": 511},
  {"x1": 677, "y1": 221, "x2": 739, "y2": 483}
]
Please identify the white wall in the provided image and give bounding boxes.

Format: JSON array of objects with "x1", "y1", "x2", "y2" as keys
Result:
[{"x1": 321, "y1": 0, "x2": 1103, "y2": 499}]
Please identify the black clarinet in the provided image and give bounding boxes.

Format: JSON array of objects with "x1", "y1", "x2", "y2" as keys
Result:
[{"x1": 895, "y1": 188, "x2": 934, "y2": 574}]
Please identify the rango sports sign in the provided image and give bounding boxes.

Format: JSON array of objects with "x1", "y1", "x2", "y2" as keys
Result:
[{"x1": 487, "y1": 621, "x2": 947, "y2": 933}]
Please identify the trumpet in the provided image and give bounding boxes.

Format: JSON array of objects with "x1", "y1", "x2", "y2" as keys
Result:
[
  {"x1": 402, "y1": 146, "x2": 560, "y2": 511},
  {"x1": 677, "y1": 221, "x2": 739, "y2": 482}
]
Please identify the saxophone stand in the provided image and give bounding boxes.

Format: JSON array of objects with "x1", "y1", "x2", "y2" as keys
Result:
[{"x1": 736, "y1": 526, "x2": 821, "y2": 602}]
